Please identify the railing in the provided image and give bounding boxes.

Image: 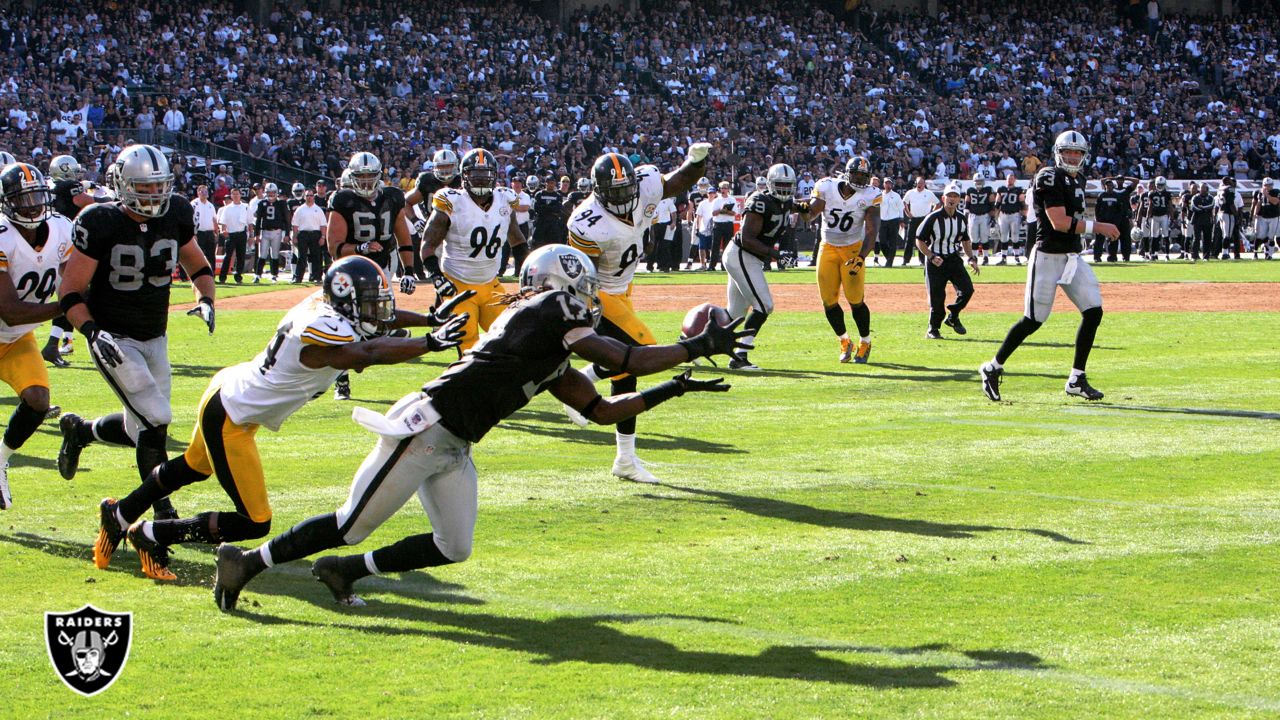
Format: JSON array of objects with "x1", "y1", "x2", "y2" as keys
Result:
[{"x1": 159, "y1": 129, "x2": 330, "y2": 189}]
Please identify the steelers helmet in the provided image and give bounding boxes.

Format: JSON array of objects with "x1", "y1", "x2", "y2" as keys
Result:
[
  {"x1": 845, "y1": 156, "x2": 871, "y2": 189},
  {"x1": 459, "y1": 149, "x2": 496, "y2": 197},
  {"x1": 0, "y1": 163, "x2": 53, "y2": 228},
  {"x1": 591, "y1": 153, "x2": 639, "y2": 217},
  {"x1": 323, "y1": 255, "x2": 396, "y2": 338}
]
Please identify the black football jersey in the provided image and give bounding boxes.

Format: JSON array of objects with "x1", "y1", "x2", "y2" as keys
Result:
[
  {"x1": 425, "y1": 290, "x2": 595, "y2": 443},
  {"x1": 255, "y1": 198, "x2": 291, "y2": 231},
  {"x1": 1095, "y1": 191, "x2": 1126, "y2": 223},
  {"x1": 563, "y1": 190, "x2": 590, "y2": 211},
  {"x1": 414, "y1": 172, "x2": 459, "y2": 207},
  {"x1": 330, "y1": 187, "x2": 406, "y2": 269},
  {"x1": 287, "y1": 197, "x2": 305, "y2": 216},
  {"x1": 996, "y1": 186, "x2": 1024, "y2": 214},
  {"x1": 740, "y1": 191, "x2": 793, "y2": 244},
  {"x1": 1258, "y1": 188, "x2": 1280, "y2": 219},
  {"x1": 1145, "y1": 190, "x2": 1172, "y2": 216},
  {"x1": 1032, "y1": 167, "x2": 1086, "y2": 254},
  {"x1": 51, "y1": 179, "x2": 87, "y2": 219},
  {"x1": 964, "y1": 186, "x2": 994, "y2": 215},
  {"x1": 72, "y1": 197, "x2": 194, "y2": 341},
  {"x1": 529, "y1": 190, "x2": 565, "y2": 224}
]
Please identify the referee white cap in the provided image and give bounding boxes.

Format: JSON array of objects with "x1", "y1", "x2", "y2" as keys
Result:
[{"x1": 943, "y1": 182, "x2": 962, "y2": 196}]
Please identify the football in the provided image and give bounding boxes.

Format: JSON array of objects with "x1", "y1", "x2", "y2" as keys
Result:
[{"x1": 680, "y1": 302, "x2": 732, "y2": 338}]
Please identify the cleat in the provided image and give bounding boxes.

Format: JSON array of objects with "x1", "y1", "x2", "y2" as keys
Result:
[
  {"x1": 60, "y1": 338, "x2": 75, "y2": 355},
  {"x1": 45, "y1": 405, "x2": 61, "y2": 422},
  {"x1": 728, "y1": 353, "x2": 760, "y2": 371},
  {"x1": 979, "y1": 363, "x2": 1003, "y2": 401},
  {"x1": 94, "y1": 498, "x2": 127, "y2": 569},
  {"x1": 943, "y1": 315, "x2": 967, "y2": 335},
  {"x1": 563, "y1": 402, "x2": 590, "y2": 428},
  {"x1": 42, "y1": 345, "x2": 70, "y2": 368},
  {"x1": 214, "y1": 544, "x2": 261, "y2": 612},
  {"x1": 0, "y1": 463, "x2": 10, "y2": 510},
  {"x1": 312, "y1": 556, "x2": 367, "y2": 607},
  {"x1": 58, "y1": 413, "x2": 86, "y2": 480},
  {"x1": 612, "y1": 456, "x2": 659, "y2": 484},
  {"x1": 1065, "y1": 374, "x2": 1105, "y2": 401},
  {"x1": 925, "y1": 329, "x2": 943, "y2": 340},
  {"x1": 152, "y1": 497, "x2": 179, "y2": 521},
  {"x1": 839, "y1": 337, "x2": 854, "y2": 363},
  {"x1": 853, "y1": 341, "x2": 871, "y2": 364},
  {"x1": 334, "y1": 379, "x2": 351, "y2": 401},
  {"x1": 127, "y1": 522, "x2": 177, "y2": 581}
]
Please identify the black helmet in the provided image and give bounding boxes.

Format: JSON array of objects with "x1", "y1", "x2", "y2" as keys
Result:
[
  {"x1": 459, "y1": 148, "x2": 496, "y2": 197},
  {"x1": 0, "y1": 163, "x2": 52, "y2": 229},
  {"x1": 591, "y1": 153, "x2": 639, "y2": 216},
  {"x1": 844, "y1": 156, "x2": 871, "y2": 189},
  {"x1": 323, "y1": 256, "x2": 395, "y2": 338}
]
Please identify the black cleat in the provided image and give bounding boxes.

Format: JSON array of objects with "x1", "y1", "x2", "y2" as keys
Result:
[
  {"x1": 943, "y1": 315, "x2": 967, "y2": 335},
  {"x1": 980, "y1": 363, "x2": 1003, "y2": 402},
  {"x1": 127, "y1": 522, "x2": 176, "y2": 581},
  {"x1": 44, "y1": 405, "x2": 61, "y2": 422},
  {"x1": 334, "y1": 379, "x2": 351, "y2": 401},
  {"x1": 94, "y1": 499, "x2": 126, "y2": 569},
  {"x1": 152, "y1": 496, "x2": 179, "y2": 521},
  {"x1": 312, "y1": 556, "x2": 367, "y2": 607},
  {"x1": 42, "y1": 344, "x2": 70, "y2": 368},
  {"x1": 214, "y1": 544, "x2": 260, "y2": 611},
  {"x1": 1065, "y1": 374, "x2": 1104, "y2": 401},
  {"x1": 58, "y1": 413, "x2": 85, "y2": 480}
]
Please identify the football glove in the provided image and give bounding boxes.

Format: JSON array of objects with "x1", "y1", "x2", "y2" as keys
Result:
[
  {"x1": 426, "y1": 289, "x2": 476, "y2": 326},
  {"x1": 430, "y1": 273, "x2": 457, "y2": 299},
  {"x1": 673, "y1": 370, "x2": 730, "y2": 394},
  {"x1": 83, "y1": 323, "x2": 125, "y2": 368},
  {"x1": 424, "y1": 313, "x2": 467, "y2": 352},
  {"x1": 677, "y1": 316, "x2": 750, "y2": 360},
  {"x1": 399, "y1": 276, "x2": 417, "y2": 295},
  {"x1": 186, "y1": 297, "x2": 215, "y2": 335},
  {"x1": 686, "y1": 142, "x2": 712, "y2": 164}
]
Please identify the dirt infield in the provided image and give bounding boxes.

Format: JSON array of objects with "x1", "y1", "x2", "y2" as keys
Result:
[{"x1": 188, "y1": 281, "x2": 1278, "y2": 315}]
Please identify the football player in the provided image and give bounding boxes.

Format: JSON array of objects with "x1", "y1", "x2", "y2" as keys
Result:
[
  {"x1": 57, "y1": 145, "x2": 218, "y2": 522},
  {"x1": 43, "y1": 155, "x2": 94, "y2": 366},
  {"x1": 420, "y1": 148, "x2": 528, "y2": 353},
  {"x1": 404, "y1": 149, "x2": 463, "y2": 281},
  {"x1": 562, "y1": 144, "x2": 712, "y2": 483},
  {"x1": 92, "y1": 256, "x2": 470, "y2": 580},
  {"x1": 964, "y1": 173, "x2": 997, "y2": 264},
  {"x1": 1138, "y1": 176, "x2": 1173, "y2": 260},
  {"x1": 803, "y1": 156, "x2": 880, "y2": 364},
  {"x1": 326, "y1": 152, "x2": 417, "y2": 401},
  {"x1": 0, "y1": 163, "x2": 74, "y2": 509},
  {"x1": 1250, "y1": 177, "x2": 1278, "y2": 259},
  {"x1": 979, "y1": 131, "x2": 1120, "y2": 402},
  {"x1": 994, "y1": 173, "x2": 1025, "y2": 266},
  {"x1": 253, "y1": 183, "x2": 291, "y2": 282},
  {"x1": 212, "y1": 245, "x2": 747, "y2": 611},
  {"x1": 721, "y1": 163, "x2": 797, "y2": 370}
]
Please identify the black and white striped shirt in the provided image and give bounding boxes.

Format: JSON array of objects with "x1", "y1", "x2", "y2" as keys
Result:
[{"x1": 915, "y1": 208, "x2": 968, "y2": 255}]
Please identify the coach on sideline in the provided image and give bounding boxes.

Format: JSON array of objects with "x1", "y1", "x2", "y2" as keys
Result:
[
  {"x1": 902, "y1": 176, "x2": 937, "y2": 266},
  {"x1": 915, "y1": 183, "x2": 978, "y2": 339},
  {"x1": 878, "y1": 178, "x2": 905, "y2": 266}
]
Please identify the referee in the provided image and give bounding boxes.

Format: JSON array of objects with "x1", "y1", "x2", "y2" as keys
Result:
[{"x1": 915, "y1": 183, "x2": 979, "y2": 339}]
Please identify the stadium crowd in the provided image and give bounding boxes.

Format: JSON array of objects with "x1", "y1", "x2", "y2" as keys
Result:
[{"x1": 0, "y1": 0, "x2": 1278, "y2": 194}]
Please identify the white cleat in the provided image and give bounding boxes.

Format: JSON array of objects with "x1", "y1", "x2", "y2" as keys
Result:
[
  {"x1": 0, "y1": 463, "x2": 11, "y2": 510},
  {"x1": 612, "y1": 456, "x2": 659, "y2": 484},
  {"x1": 563, "y1": 403, "x2": 590, "y2": 427}
]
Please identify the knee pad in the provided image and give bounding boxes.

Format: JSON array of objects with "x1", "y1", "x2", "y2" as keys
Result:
[
  {"x1": 1081, "y1": 306, "x2": 1103, "y2": 327},
  {"x1": 214, "y1": 511, "x2": 272, "y2": 542}
]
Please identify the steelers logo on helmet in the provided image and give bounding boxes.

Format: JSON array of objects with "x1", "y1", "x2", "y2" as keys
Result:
[
  {"x1": 460, "y1": 149, "x2": 496, "y2": 197},
  {"x1": 591, "y1": 153, "x2": 640, "y2": 217},
  {"x1": 323, "y1": 256, "x2": 396, "y2": 338},
  {"x1": 330, "y1": 272, "x2": 355, "y2": 298},
  {"x1": 845, "y1": 156, "x2": 872, "y2": 189}
]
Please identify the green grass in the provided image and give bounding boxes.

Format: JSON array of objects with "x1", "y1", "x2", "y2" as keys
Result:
[
  {"x1": 630, "y1": 260, "x2": 1280, "y2": 284},
  {"x1": 2, "y1": 306, "x2": 1279, "y2": 718},
  {"x1": 170, "y1": 280, "x2": 312, "y2": 300}
]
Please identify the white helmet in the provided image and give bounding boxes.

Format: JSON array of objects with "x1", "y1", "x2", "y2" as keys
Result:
[
  {"x1": 339, "y1": 169, "x2": 353, "y2": 190},
  {"x1": 265, "y1": 182, "x2": 279, "y2": 195},
  {"x1": 1262, "y1": 177, "x2": 1273, "y2": 187},
  {"x1": 696, "y1": 177, "x2": 712, "y2": 190},
  {"x1": 292, "y1": 182, "x2": 305, "y2": 198},
  {"x1": 765, "y1": 163, "x2": 797, "y2": 200},
  {"x1": 754, "y1": 176, "x2": 768, "y2": 191},
  {"x1": 114, "y1": 144, "x2": 174, "y2": 217},
  {"x1": 973, "y1": 171, "x2": 986, "y2": 184},
  {"x1": 0, "y1": 151, "x2": 16, "y2": 166},
  {"x1": 48, "y1": 155, "x2": 84, "y2": 182},
  {"x1": 1154, "y1": 176, "x2": 1167, "y2": 190},
  {"x1": 525, "y1": 174, "x2": 542, "y2": 192},
  {"x1": 576, "y1": 177, "x2": 591, "y2": 192},
  {"x1": 519, "y1": 245, "x2": 601, "y2": 327},
  {"x1": 1052, "y1": 130, "x2": 1090, "y2": 174},
  {"x1": 346, "y1": 152, "x2": 382, "y2": 198},
  {"x1": 432, "y1": 148, "x2": 459, "y2": 182}
]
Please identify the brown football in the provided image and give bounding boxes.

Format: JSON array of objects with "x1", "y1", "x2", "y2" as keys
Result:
[{"x1": 681, "y1": 303, "x2": 732, "y2": 338}]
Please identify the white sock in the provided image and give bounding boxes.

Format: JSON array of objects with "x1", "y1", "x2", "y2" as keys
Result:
[
  {"x1": 987, "y1": 359, "x2": 1003, "y2": 370},
  {"x1": 364, "y1": 552, "x2": 380, "y2": 576},
  {"x1": 0, "y1": 441, "x2": 14, "y2": 464},
  {"x1": 141, "y1": 521, "x2": 156, "y2": 543},
  {"x1": 1069, "y1": 368, "x2": 1085, "y2": 381},
  {"x1": 579, "y1": 365, "x2": 601, "y2": 384},
  {"x1": 114, "y1": 507, "x2": 129, "y2": 532},
  {"x1": 616, "y1": 432, "x2": 636, "y2": 458},
  {"x1": 839, "y1": 333, "x2": 849, "y2": 341},
  {"x1": 49, "y1": 326, "x2": 65, "y2": 341},
  {"x1": 258, "y1": 544, "x2": 275, "y2": 568},
  {"x1": 860, "y1": 336, "x2": 871, "y2": 345},
  {"x1": 739, "y1": 335, "x2": 755, "y2": 349}
]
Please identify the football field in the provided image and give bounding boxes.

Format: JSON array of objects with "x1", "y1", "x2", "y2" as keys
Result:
[{"x1": 2, "y1": 264, "x2": 1279, "y2": 718}]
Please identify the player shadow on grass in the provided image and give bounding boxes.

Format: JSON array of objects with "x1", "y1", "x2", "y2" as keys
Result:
[
  {"x1": 503, "y1": 409, "x2": 744, "y2": 454},
  {"x1": 0, "y1": 532, "x2": 213, "y2": 588},
  {"x1": 1071, "y1": 404, "x2": 1280, "y2": 421},
  {"x1": 233, "y1": 561, "x2": 485, "y2": 612},
  {"x1": 50, "y1": 362, "x2": 225, "y2": 379},
  {"x1": 946, "y1": 337, "x2": 1122, "y2": 351},
  {"x1": 639, "y1": 485, "x2": 1088, "y2": 545},
  {"x1": 234, "y1": 600, "x2": 1047, "y2": 688}
]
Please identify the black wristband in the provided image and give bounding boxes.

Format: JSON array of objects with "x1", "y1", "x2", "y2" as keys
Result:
[
  {"x1": 618, "y1": 345, "x2": 633, "y2": 374},
  {"x1": 639, "y1": 379, "x2": 685, "y2": 409},
  {"x1": 398, "y1": 246, "x2": 414, "y2": 254},
  {"x1": 78, "y1": 320, "x2": 100, "y2": 338},
  {"x1": 580, "y1": 395, "x2": 602, "y2": 421},
  {"x1": 424, "y1": 254, "x2": 441, "y2": 275},
  {"x1": 191, "y1": 266, "x2": 214, "y2": 281},
  {"x1": 59, "y1": 292, "x2": 86, "y2": 314},
  {"x1": 1069, "y1": 218, "x2": 1080, "y2": 234}
]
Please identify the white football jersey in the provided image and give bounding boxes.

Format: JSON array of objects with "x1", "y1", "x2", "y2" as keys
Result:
[
  {"x1": 218, "y1": 292, "x2": 357, "y2": 431},
  {"x1": 0, "y1": 214, "x2": 74, "y2": 344},
  {"x1": 566, "y1": 165, "x2": 664, "y2": 294},
  {"x1": 433, "y1": 186, "x2": 517, "y2": 284},
  {"x1": 811, "y1": 178, "x2": 881, "y2": 247}
]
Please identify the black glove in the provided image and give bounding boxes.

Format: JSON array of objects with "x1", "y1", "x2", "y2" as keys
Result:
[
  {"x1": 186, "y1": 297, "x2": 215, "y2": 334},
  {"x1": 430, "y1": 273, "x2": 457, "y2": 298},
  {"x1": 399, "y1": 276, "x2": 417, "y2": 295},
  {"x1": 673, "y1": 370, "x2": 730, "y2": 393},
  {"x1": 640, "y1": 370, "x2": 731, "y2": 409},
  {"x1": 80, "y1": 321, "x2": 125, "y2": 368},
  {"x1": 424, "y1": 313, "x2": 467, "y2": 352},
  {"x1": 426, "y1": 289, "x2": 476, "y2": 326},
  {"x1": 677, "y1": 316, "x2": 749, "y2": 360}
]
